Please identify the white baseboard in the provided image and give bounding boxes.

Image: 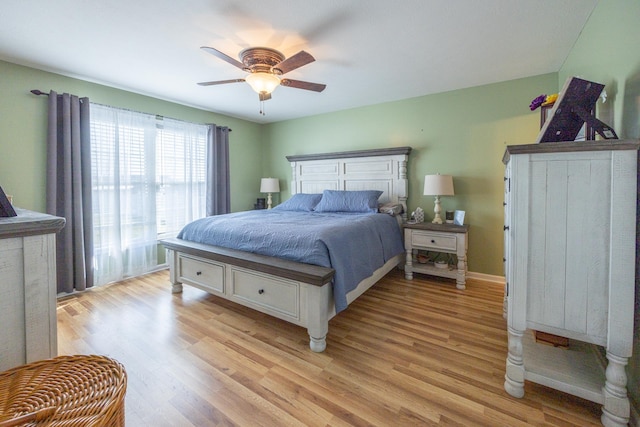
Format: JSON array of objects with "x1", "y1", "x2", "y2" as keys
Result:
[{"x1": 467, "y1": 271, "x2": 505, "y2": 285}]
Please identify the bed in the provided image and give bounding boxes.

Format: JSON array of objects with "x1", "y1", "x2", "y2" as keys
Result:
[{"x1": 161, "y1": 146, "x2": 411, "y2": 352}]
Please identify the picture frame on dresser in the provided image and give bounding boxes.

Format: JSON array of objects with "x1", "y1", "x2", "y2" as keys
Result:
[
  {"x1": 535, "y1": 76, "x2": 617, "y2": 143},
  {"x1": 0, "y1": 186, "x2": 16, "y2": 217}
]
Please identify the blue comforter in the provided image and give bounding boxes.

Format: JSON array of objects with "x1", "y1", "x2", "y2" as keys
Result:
[{"x1": 177, "y1": 210, "x2": 404, "y2": 313}]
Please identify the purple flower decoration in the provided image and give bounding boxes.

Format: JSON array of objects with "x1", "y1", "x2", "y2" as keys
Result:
[{"x1": 529, "y1": 94, "x2": 546, "y2": 111}]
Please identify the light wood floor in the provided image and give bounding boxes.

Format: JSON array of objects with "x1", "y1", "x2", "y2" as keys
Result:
[{"x1": 57, "y1": 269, "x2": 602, "y2": 426}]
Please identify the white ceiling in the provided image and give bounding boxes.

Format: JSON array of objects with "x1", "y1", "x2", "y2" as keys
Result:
[{"x1": 1, "y1": 0, "x2": 598, "y2": 124}]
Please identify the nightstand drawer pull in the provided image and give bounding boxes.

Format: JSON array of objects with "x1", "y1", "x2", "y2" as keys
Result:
[
  {"x1": 258, "y1": 289, "x2": 265, "y2": 294},
  {"x1": 504, "y1": 225, "x2": 509, "y2": 231},
  {"x1": 431, "y1": 239, "x2": 436, "y2": 243},
  {"x1": 196, "y1": 271, "x2": 202, "y2": 276}
]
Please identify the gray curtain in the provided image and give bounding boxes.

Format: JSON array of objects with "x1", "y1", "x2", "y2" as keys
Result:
[
  {"x1": 206, "y1": 124, "x2": 230, "y2": 215},
  {"x1": 46, "y1": 91, "x2": 94, "y2": 293}
]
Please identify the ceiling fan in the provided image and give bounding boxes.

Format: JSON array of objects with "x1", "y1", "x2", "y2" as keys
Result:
[{"x1": 198, "y1": 46, "x2": 326, "y2": 114}]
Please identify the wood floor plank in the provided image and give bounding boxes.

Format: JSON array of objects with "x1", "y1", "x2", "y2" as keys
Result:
[{"x1": 56, "y1": 269, "x2": 603, "y2": 426}]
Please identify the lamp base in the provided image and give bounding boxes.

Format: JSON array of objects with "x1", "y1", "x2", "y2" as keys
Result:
[
  {"x1": 432, "y1": 195, "x2": 443, "y2": 224},
  {"x1": 267, "y1": 193, "x2": 273, "y2": 209}
]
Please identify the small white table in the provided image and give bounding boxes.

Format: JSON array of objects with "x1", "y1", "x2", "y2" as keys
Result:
[{"x1": 403, "y1": 222, "x2": 469, "y2": 289}]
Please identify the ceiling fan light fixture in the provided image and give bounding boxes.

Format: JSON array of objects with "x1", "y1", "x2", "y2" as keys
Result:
[{"x1": 245, "y1": 72, "x2": 280, "y2": 95}]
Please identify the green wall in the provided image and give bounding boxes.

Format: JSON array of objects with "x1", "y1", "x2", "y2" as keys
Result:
[
  {"x1": 559, "y1": 0, "x2": 640, "y2": 412},
  {"x1": 0, "y1": 60, "x2": 264, "y2": 213},
  {"x1": 264, "y1": 73, "x2": 558, "y2": 277}
]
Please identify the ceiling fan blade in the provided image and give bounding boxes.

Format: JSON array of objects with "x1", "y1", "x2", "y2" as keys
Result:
[
  {"x1": 281, "y1": 79, "x2": 326, "y2": 92},
  {"x1": 274, "y1": 51, "x2": 315, "y2": 74},
  {"x1": 197, "y1": 79, "x2": 245, "y2": 86},
  {"x1": 259, "y1": 92, "x2": 272, "y2": 101},
  {"x1": 200, "y1": 46, "x2": 245, "y2": 70}
]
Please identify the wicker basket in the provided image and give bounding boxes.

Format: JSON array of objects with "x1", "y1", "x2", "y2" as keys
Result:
[{"x1": 0, "y1": 355, "x2": 127, "y2": 427}]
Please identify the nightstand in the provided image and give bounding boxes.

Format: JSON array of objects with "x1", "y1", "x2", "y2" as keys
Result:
[{"x1": 403, "y1": 222, "x2": 469, "y2": 289}]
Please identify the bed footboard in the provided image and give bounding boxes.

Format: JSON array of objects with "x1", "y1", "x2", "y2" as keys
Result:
[{"x1": 162, "y1": 237, "x2": 335, "y2": 352}]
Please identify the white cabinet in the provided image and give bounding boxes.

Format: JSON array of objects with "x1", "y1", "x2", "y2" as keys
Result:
[
  {"x1": 0, "y1": 209, "x2": 65, "y2": 371},
  {"x1": 502, "y1": 140, "x2": 639, "y2": 427}
]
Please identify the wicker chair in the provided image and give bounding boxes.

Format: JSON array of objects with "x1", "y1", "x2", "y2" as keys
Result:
[{"x1": 0, "y1": 355, "x2": 127, "y2": 427}]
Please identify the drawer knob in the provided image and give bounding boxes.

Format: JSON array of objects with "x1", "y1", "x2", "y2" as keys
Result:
[
  {"x1": 431, "y1": 239, "x2": 436, "y2": 243},
  {"x1": 258, "y1": 289, "x2": 265, "y2": 295},
  {"x1": 196, "y1": 271, "x2": 202, "y2": 276},
  {"x1": 503, "y1": 225, "x2": 509, "y2": 231}
]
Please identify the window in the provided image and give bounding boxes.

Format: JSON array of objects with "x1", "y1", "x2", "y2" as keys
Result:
[
  {"x1": 156, "y1": 118, "x2": 207, "y2": 238},
  {"x1": 90, "y1": 104, "x2": 207, "y2": 285}
]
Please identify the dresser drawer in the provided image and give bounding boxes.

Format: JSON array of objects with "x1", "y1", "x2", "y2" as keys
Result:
[
  {"x1": 230, "y1": 268, "x2": 299, "y2": 319},
  {"x1": 178, "y1": 255, "x2": 224, "y2": 293},
  {"x1": 410, "y1": 230, "x2": 457, "y2": 251}
]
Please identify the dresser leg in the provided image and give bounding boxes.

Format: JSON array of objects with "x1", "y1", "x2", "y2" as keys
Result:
[
  {"x1": 404, "y1": 248, "x2": 413, "y2": 280},
  {"x1": 504, "y1": 327, "x2": 525, "y2": 398},
  {"x1": 601, "y1": 352, "x2": 630, "y2": 427}
]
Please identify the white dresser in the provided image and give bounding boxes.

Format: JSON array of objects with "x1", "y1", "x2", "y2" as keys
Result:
[
  {"x1": 0, "y1": 209, "x2": 65, "y2": 371},
  {"x1": 502, "y1": 140, "x2": 639, "y2": 427}
]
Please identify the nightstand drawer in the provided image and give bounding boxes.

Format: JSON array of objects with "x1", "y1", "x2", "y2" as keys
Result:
[{"x1": 410, "y1": 231, "x2": 457, "y2": 251}]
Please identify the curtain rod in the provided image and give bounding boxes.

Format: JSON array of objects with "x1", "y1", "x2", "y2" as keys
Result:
[{"x1": 30, "y1": 89, "x2": 231, "y2": 131}]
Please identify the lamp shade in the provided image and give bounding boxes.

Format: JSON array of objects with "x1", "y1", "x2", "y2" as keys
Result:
[
  {"x1": 260, "y1": 178, "x2": 280, "y2": 193},
  {"x1": 423, "y1": 174, "x2": 454, "y2": 196},
  {"x1": 245, "y1": 72, "x2": 281, "y2": 95}
]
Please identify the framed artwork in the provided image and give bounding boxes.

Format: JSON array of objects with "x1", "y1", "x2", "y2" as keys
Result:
[
  {"x1": 0, "y1": 186, "x2": 16, "y2": 217},
  {"x1": 453, "y1": 210, "x2": 465, "y2": 226},
  {"x1": 541, "y1": 103, "x2": 592, "y2": 141},
  {"x1": 537, "y1": 77, "x2": 614, "y2": 143}
]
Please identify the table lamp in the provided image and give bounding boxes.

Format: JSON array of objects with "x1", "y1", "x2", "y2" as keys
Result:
[
  {"x1": 423, "y1": 174, "x2": 454, "y2": 224},
  {"x1": 260, "y1": 178, "x2": 280, "y2": 209}
]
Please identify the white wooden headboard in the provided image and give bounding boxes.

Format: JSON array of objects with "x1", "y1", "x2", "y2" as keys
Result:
[{"x1": 286, "y1": 147, "x2": 412, "y2": 219}]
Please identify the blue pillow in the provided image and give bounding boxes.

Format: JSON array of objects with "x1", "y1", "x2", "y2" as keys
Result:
[
  {"x1": 314, "y1": 190, "x2": 383, "y2": 213},
  {"x1": 272, "y1": 193, "x2": 322, "y2": 212}
]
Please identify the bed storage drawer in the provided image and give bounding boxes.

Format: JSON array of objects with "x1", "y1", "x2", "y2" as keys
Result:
[
  {"x1": 410, "y1": 230, "x2": 456, "y2": 251},
  {"x1": 178, "y1": 255, "x2": 225, "y2": 293},
  {"x1": 230, "y1": 268, "x2": 299, "y2": 319}
]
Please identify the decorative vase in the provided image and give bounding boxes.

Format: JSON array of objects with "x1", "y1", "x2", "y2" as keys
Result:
[{"x1": 414, "y1": 207, "x2": 424, "y2": 223}]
